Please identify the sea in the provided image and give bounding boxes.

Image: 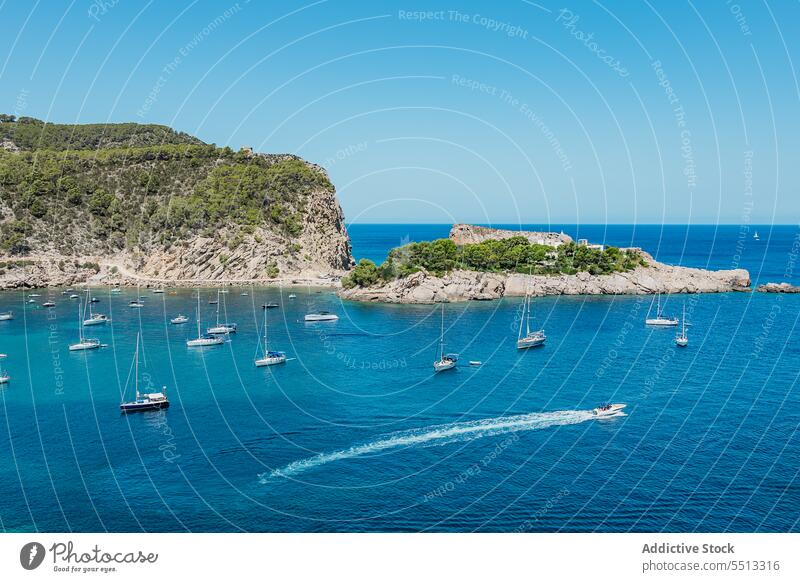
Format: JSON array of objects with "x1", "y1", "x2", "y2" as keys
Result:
[{"x1": 0, "y1": 224, "x2": 798, "y2": 532}]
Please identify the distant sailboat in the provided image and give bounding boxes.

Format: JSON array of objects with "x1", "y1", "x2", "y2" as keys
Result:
[
  {"x1": 187, "y1": 292, "x2": 224, "y2": 347},
  {"x1": 119, "y1": 333, "x2": 169, "y2": 413},
  {"x1": 255, "y1": 306, "x2": 286, "y2": 367},
  {"x1": 83, "y1": 288, "x2": 109, "y2": 326},
  {"x1": 645, "y1": 293, "x2": 678, "y2": 326},
  {"x1": 170, "y1": 314, "x2": 189, "y2": 324},
  {"x1": 206, "y1": 289, "x2": 237, "y2": 334},
  {"x1": 753, "y1": 230, "x2": 760, "y2": 240},
  {"x1": 516, "y1": 294, "x2": 546, "y2": 349},
  {"x1": 433, "y1": 303, "x2": 457, "y2": 372},
  {"x1": 0, "y1": 311, "x2": 13, "y2": 321},
  {"x1": 0, "y1": 354, "x2": 9, "y2": 384},
  {"x1": 129, "y1": 284, "x2": 144, "y2": 308},
  {"x1": 676, "y1": 303, "x2": 689, "y2": 347},
  {"x1": 69, "y1": 301, "x2": 101, "y2": 351}
]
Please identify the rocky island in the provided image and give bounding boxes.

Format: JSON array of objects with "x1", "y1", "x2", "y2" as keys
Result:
[
  {"x1": 339, "y1": 224, "x2": 751, "y2": 303},
  {"x1": 0, "y1": 116, "x2": 353, "y2": 289}
]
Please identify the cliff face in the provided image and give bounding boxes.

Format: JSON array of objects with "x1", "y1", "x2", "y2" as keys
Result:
[
  {"x1": 450, "y1": 223, "x2": 572, "y2": 247},
  {"x1": 0, "y1": 118, "x2": 353, "y2": 287}
]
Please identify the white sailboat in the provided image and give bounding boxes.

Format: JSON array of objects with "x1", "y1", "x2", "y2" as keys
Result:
[
  {"x1": 645, "y1": 293, "x2": 678, "y2": 326},
  {"x1": 433, "y1": 303, "x2": 457, "y2": 372},
  {"x1": 753, "y1": 230, "x2": 760, "y2": 240},
  {"x1": 69, "y1": 301, "x2": 101, "y2": 351},
  {"x1": 170, "y1": 314, "x2": 189, "y2": 324},
  {"x1": 0, "y1": 354, "x2": 9, "y2": 384},
  {"x1": 206, "y1": 289, "x2": 237, "y2": 334},
  {"x1": 187, "y1": 292, "x2": 224, "y2": 347},
  {"x1": 675, "y1": 303, "x2": 689, "y2": 347},
  {"x1": 83, "y1": 288, "x2": 109, "y2": 326},
  {"x1": 255, "y1": 306, "x2": 286, "y2": 367},
  {"x1": 119, "y1": 333, "x2": 169, "y2": 412},
  {"x1": 129, "y1": 284, "x2": 144, "y2": 308},
  {"x1": 516, "y1": 294, "x2": 546, "y2": 349}
]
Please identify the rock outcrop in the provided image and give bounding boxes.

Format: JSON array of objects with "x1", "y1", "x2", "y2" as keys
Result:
[
  {"x1": 449, "y1": 223, "x2": 572, "y2": 247},
  {"x1": 756, "y1": 282, "x2": 800, "y2": 293},
  {"x1": 339, "y1": 259, "x2": 751, "y2": 304}
]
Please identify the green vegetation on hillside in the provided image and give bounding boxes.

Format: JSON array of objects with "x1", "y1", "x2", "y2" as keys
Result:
[
  {"x1": 0, "y1": 117, "x2": 334, "y2": 256},
  {"x1": 341, "y1": 237, "x2": 646, "y2": 288},
  {"x1": 0, "y1": 115, "x2": 203, "y2": 150}
]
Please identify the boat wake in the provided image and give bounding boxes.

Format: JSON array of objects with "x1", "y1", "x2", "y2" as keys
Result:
[{"x1": 260, "y1": 409, "x2": 602, "y2": 482}]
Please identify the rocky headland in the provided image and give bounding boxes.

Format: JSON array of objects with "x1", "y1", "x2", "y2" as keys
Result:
[
  {"x1": 756, "y1": 282, "x2": 800, "y2": 293},
  {"x1": 339, "y1": 225, "x2": 751, "y2": 303}
]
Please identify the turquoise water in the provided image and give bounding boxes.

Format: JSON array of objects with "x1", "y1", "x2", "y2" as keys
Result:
[{"x1": 1, "y1": 224, "x2": 799, "y2": 532}]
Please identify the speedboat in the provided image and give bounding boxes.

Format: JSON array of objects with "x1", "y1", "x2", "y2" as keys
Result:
[
  {"x1": 69, "y1": 338, "x2": 101, "y2": 351},
  {"x1": 43, "y1": 301, "x2": 56, "y2": 308},
  {"x1": 592, "y1": 403, "x2": 626, "y2": 417},
  {"x1": 90, "y1": 297, "x2": 100, "y2": 303},
  {"x1": 240, "y1": 292, "x2": 249, "y2": 296},
  {"x1": 262, "y1": 303, "x2": 279, "y2": 309},
  {"x1": 0, "y1": 311, "x2": 13, "y2": 321},
  {"x1": 111, "y1": 288, "x2": 122, "y2": 294},
  {"x1": 304, "y1": 311, "x2": 338, "y2": 322},
  {"x1": 29, "y1": 293, "x2": 41, "y2": 298},
  {"x1": 83, "y1": 313, "x2": 110, "y2": 326},
  {"x1": 288, "y1": 293, "x2": 297, "y2": 299},
  {"x1": 27, "y1": 298, "x2": 36, "y2": 304},
  {"x1": 170, "y1": 314, "x2": 189, "y2": 324},
  {"x1": 469, "y1": 361, "x2": 482, "y2": 366},
  {"x1": 255, "y1": 350, "x2": 287, "y2": 367},
  {"x1": 129, "y1": 300, "x2": 144, "y2": 308},
  {"x1": 69, "y1": 294, "x2": 79, "y2": 299},
  {"x1": 151, "y1": 289, "x2": 165, "y2": 294}
]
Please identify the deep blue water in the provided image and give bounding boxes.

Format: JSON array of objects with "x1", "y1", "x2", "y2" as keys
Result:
[{"x1": 1, "y1": 224, "x2": 799, "y2": 532}]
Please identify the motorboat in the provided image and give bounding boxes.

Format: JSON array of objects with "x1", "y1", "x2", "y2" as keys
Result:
[
  {"x1": 262, "y1": 303, "x2": 280, "y2": 309},
  {"x1": 43, "y1": 301, "x2": 55, "y2": 308},
  {"x1": 288, "y1": 293, "x2": 297, "y2": 299},
  {"x1": 69, "y1": 294, "x2": 79, "y2": 299},
  {"x1": 0, "y1": 312, "x2": 13, "y2": 321},
  {"x1": 151, "y1": 289, "x2": 165, "y2": 294},
  {"x1": 304, "y1": 311, "x2": 338, "y2": 322},
  {"x1": 120, "y1": 333, "x2": 170, "y2": 413},
  {"x1": 170, "y1": 314, "x2": 189, "y2": 324},
  {"x1": 83, "y1": 313, "x2": 110, "y2": 326},
  {"x1": 592, "y1": 403, "x2": 626, "y2": 417}
]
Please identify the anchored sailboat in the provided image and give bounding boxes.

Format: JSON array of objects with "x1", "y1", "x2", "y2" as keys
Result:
[
  {"x1": 645, "y1": 293, "x2": 678, "y2": 326},
  {"x1": 676, "y1": 303, "x2": 689, "y2": 347},
  {"x1": 0, "y1": 354, "x2": 9, "y2": 384},
  {"x1": 83, "y1": 288, "x2": 109, "y2": 326},
  {"x1": 207, "y1": 290, "x2": 237, "y2": 334},
  {"x1": 516, "y1": 294, "x2": 546, "y2": 349},
  {"x1": 120, "y1": 333, "x2": 169, "y2": 413},
  {"x1": 69, "y1": 300, "x2": 101, "y2": 351},
  {"x1": 187, "y1": 292, "x2": 224, "y2": 347},
  {"x1": 255, "y1": 305, "x2": 286, "y2": 367},
  {"x1": 433, "y1": 303, "x2": 457, "y2": 372}
]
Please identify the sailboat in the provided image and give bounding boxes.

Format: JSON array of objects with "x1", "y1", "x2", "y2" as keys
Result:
[
  {"x1": 206, "y1": 289, "x2": 237, "y2": 334},
  {"x1": 186, "y1": 292, "x2": 224, "y2": 347},
  {"x1": 170, "y1": 314, "x2": 189, "y2": 324},
  {"x1": 516, "y1": 294, "x2": 546, "y2": 349},
  {"x1": 120, "y1": 333, "x2": 169, "y2": 413},
  {"x1": 83, "y1": 288, "x2": 109, "y2": 325},
  {"x1": 433, "y1": 303, "x2": 457, "y2": 372},
  {"x1": 753, "y1": 230, "x2": 760, "y2": 240},
  {"x1": 645, "y1": 293, "x2": 678, "y2": 326},
  {"x1": 676, "y1": 303, "x2": 689, "y2": 347},
  {"x1": 129, "y1": 284, "x2": 144, "y2": 308},
  {"x1": 0, "y1": 354, "x2": 9, "y2": 384},
  {"x1": 255, "y1": 306, "x2": 286, "y2": 366},
  {"x1": 69, "y1": 301, "x2": 101, "y2": 351}
]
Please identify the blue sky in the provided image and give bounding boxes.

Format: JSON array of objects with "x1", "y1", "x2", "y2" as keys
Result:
[{"x1": 1, "y1": 0, "x2": 798, "y2": 225}]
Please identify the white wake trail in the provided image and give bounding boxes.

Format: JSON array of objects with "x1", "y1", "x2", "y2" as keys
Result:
[{"x1": 260, "y1": 409, "x2": 598, "y2": 481}]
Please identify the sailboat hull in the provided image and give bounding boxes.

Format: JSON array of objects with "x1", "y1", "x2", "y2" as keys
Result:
[
  {"x1": 120, "y1": 400, "x2": 169, "y2": 413},
  {"x1": 517, "y1": 334, "x2": 546, "y2": 349},
  {"x1": 255, "y1": 355, "x2": 287, "y2": 367}
]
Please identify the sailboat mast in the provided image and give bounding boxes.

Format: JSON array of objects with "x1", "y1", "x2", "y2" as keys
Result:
[
  {"x1": 526, "y1": 295, "x2": 531, "y2": 336},
  {"x1": 263, "y1": 304, "x2": 268, "y2": 357},
  {"x1": 134, "y1": 333, "x2": 140, "y2": 399},
  {"x1": 439, "y1": 303, "x2": 445, "y2": 359},
  {"x1": 196, "y1": 292, "x2": 201, "y2": 337},
  {"x1": 216, "y1": 289, "x2": 221, "y2": 326}
]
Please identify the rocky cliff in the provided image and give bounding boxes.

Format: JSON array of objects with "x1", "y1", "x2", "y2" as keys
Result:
[
  {"x1": 0, "y1": 117, "x2": 353, "y2": 288},
  {"x1": 449, "y1": 223, "x2": 572, "y2": 247}
]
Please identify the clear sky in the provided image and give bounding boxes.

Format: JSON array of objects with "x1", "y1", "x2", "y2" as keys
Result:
[{"x1": 1, "y1": 0, "x2": 798, "y2": 225}]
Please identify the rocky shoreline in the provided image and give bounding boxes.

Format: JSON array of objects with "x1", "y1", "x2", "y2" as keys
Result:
[
  {"x1": 338, "y1": 258, "x2": 751, "y2": 303},
  {"x1": 756, "y1": 282, "x2": 800, "y2": 293}
]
